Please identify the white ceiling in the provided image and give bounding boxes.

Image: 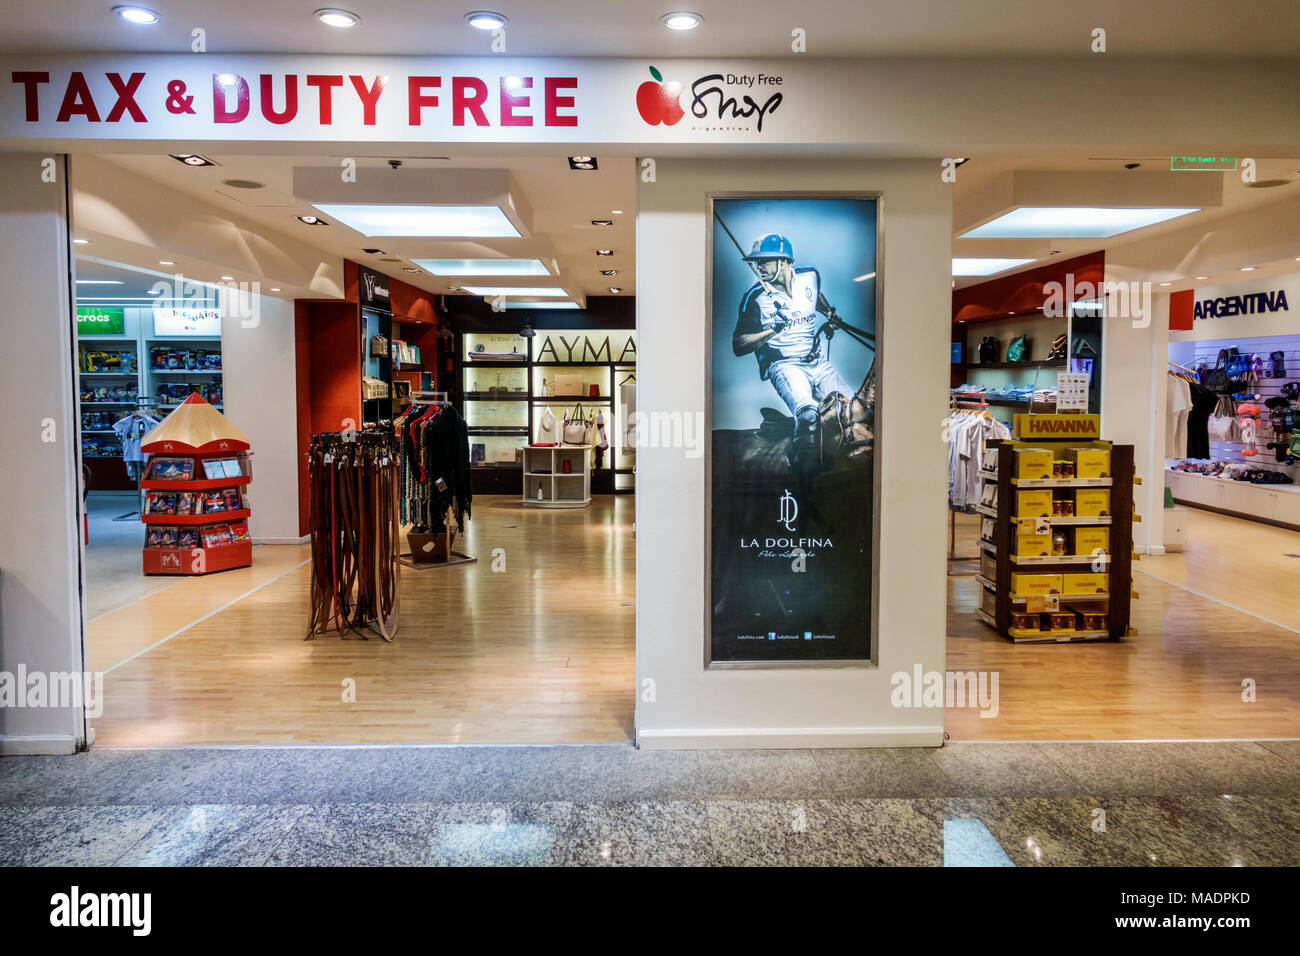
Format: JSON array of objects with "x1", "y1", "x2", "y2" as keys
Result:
[
  {"x1": 94, "y1": 152, "x2": 637, "y2": 299},
  {"x1": 5, "y1": 0, "x2": 1300, "y2": 57}
]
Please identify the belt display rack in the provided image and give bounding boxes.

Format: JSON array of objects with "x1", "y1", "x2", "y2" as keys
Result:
[
  {"x1": 306, "y1": 429, "x2": 401, "y2": 641},
  {"x1": 973, "y1": 427, "x2": 1138, "y2": 643}
]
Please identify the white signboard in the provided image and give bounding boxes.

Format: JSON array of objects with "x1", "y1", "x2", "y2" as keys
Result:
[{"x1": 153, "y1": 307, "x2": 221, "y2": 337}]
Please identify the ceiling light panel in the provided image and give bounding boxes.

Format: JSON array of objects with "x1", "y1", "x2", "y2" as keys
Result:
[
  {"x1": 503, "y1": 301, "x2": 580, "y2": 310},
  {"x1": 961, "y1": 207, "x2": 1200, "y2": 239},
  {"x1": 461, "y1": 286, "x2": 569, "y2": 297},
  {"x1": 413, "y1": 258, "x2": 551, "y2": 277},
  {"x1": 951, "y1": 258, "x2": 1036, "y2": 276},
  {"x1": 310, "y1": 204, "x2": 520, "y2": 238}
]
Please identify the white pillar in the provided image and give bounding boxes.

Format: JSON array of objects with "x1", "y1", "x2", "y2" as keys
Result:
[{"x1": 0, "y1": 153, "x2": 86, "y2": 754}]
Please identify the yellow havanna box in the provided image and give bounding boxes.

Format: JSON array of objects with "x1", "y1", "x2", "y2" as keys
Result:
[
  {"x1": 1075, "y1": 489, "x2": 1111, "y2": 516},
  {"x1": 980, "y1": 587, "x2": 997, "y2": 617},
  {"x1": 1013, "y1": 447, "x2": 1054, "y2": 479},
  {"x1": 1011, "y1": 573, "x2": 1062, "y2": 596},
  {"x1": 1074, "y1": 527, "x2": 1109, "y2": 555},
  {"x1": 1065, "y1": 446, "x2": 1111, "y2": 478},
  {"x1": 1015, "y1": 532, "x2": 1051, "y2": 557},
  {"x1": 1062, "y1": 572, "x2": 1109, "y2": 595},
  {"x1": 1016, "y1": 489, "x2": 1054, "y2": 517}
]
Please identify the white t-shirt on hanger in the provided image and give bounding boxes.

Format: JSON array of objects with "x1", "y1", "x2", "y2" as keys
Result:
[{"x1": 1165, "y1": 375, "x2": 1192, "y2": 458}]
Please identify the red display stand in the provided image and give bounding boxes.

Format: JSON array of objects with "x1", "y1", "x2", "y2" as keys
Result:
[{"x1": 139, "y1": 393, "x2": 254, "y2": 576}]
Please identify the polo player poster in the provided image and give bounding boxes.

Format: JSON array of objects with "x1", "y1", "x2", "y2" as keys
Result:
[{"x1": 707, "y1": 194, "x2": 879, "y2": 665}]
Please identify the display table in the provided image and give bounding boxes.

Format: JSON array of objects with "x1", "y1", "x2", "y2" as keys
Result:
[
  {"x1": 522, "y1": 445, "x2": 591, "y2": 508},
  {"x1": 1165, "y1": 468, "x2": 1300, "y2": 531}
]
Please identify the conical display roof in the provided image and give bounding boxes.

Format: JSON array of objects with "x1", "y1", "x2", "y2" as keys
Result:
[{"x1": 141, "y1": 392, "x2": 250, "y2": 454}]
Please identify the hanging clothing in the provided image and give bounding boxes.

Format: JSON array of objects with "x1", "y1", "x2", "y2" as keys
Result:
[
  {"x1": 947, "y1": 410, "x2": 1010, "y2": 510},
  {"x1": 1185, "y1": 382, "x2": 1219, "y2": 459},
  {"x1": 396, "y1": 402, "x2": 472, "y2": 534},
  {"x1": 1164, "y1": 373, "x2": 1192, "y2": 459},
  {"x1": 112, "y1": 412, "x2": 160, "y2": 464}
]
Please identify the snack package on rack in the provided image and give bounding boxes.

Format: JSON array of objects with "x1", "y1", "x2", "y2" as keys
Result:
[
  {"x1": 176, "y1": 492, "x2": 196, "y2": 516},
  {"x1": 148, "y1": 457, "x2": 195, "y2": 480},
  {"x1": 227, "y1": 520, "x2": 250, "y2": 542},
  {"x1": 178, "y1": 528, "x2": 200, "y2": 549},
  {"x1": 201, "y1": 524, "x2": 232, "y2": 548},
  {"x1": 158, "y1": 527, "x2": 180, "y2": 549},
  {"x1": 144, "y1": 527, "x2": 168, "y2": 549},
  {"x1": 201, "y1": 489, "x2": 228, "y2": 513}
]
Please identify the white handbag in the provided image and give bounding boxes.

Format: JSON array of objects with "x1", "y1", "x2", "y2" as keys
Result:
[
  {"x1": 536, "y1": 407, "x2": 558, "y2": 443},
  {"x1": 562, "y1": 403, "x2": 592, "y2": 444}
]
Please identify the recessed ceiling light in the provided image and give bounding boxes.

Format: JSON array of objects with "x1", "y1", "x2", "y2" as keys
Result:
[
  {"x1": 465, "y1": 11, "x2": 508, "y2": 30},
  {"x1": 414, "y1": 258, "x2": 550, "y2": 277},
  {"x1": 222, "y1": 179, "x2": 264, "y2": 189},
  {"x1": 611, "y1": 209, "x2": 624, "y2": 215},
  {"x1": 220, "y1": 275, "x2": 234, "y2": 281},
  {"x1": 1241, "y1": 266, "x2": 1256, "y2": 271},
  {"x1": 113, "y1": 5, "x2": 160, "y2": 24},
  {"x1": 592, "y1": 219, "x2": 614, "y2": 227},
  {"x1": 960, "y1": 206, "x2": 1200, "y2": 239},
  {"x1": 159, "y1": 260, "x2": 175, "y2": 266},
  {"x1": 608, "y1": 287, "x2": 623, "y2": 294},
  {"x1": 595, "y1": 249, "x2": 614, "y2": 256},
  {"x1": 362, "y1": 248, "x2": 385, "y2": 254},
  {"x1": 1159, "y1": 281, "x2": 1172, "y2": 286},
  {"x1": 600, "y1": 269, "x2": 619, "y2": 276},
  {"x1": 170, "y1": 153, "x2": 215, "y2": 167},
  {"x1": 73, "y1": 238, "x2": 90, "y2": 244},
  {"x1": 502, "y1": 301, "x2": 580, "y2": 310},
  {"x1": 311, "y1": 203, "x2": 519, "y2": 238},
  {"x1": 402, "y1": 268, "x2": 420, "y2": 273},
  {"x1": 270, "y1": 287, "x2": 282, "y2": 292},
  {"x1": 1195, "y1": 275, "x2": 1208, "y2": 280},
  {"x1": 661, "y1": 11, "x2": 703, "y2": 30},
  {"x1": 952, "y1": 257, "x2": 1035, "y2": 276},
  {"x1": 147, "y1": 289, "x2": 160, "y2": 295},
  {"x1": 297, "y1": 215, "x2": 328, "y2": 225},
  {"x1": 461, "y1": 286, "x2": 569, "y2": 297},
  {"x1": 76, "y1": 280, "x2": 124, "y2": 285},
  {"x1": 315, "y1": 8, "x2": 361, "y2": 28},
  {"x1": 568, "y1": 156, "x2": 598, "y2": 170}
]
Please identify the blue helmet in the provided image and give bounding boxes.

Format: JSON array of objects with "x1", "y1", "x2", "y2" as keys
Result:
[{"x1": 744, "y1": 233, "x2": 793, "y2": 262}]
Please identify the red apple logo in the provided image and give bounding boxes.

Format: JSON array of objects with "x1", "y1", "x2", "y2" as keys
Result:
[{"x1": 636, "y1": 66, "x2": 685, "y2": 126}]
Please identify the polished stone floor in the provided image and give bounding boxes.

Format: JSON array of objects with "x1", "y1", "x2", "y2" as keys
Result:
[{"x1": 2, "y1": 741, "x2": 1298, "y2": 866}]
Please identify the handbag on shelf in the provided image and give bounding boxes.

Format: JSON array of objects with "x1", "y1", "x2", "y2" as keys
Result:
[
  {"x1": 562, "y1": 403, "x2": 593, "y2": 444},
  {"x1": 1046, "y1": 333, "x2": 1068, "y2": 361},
  {"x1": 977, "y1": 336, "x2": 1001, "y2": 364},
  {"x1": 1206, "y1": 396, "x2": 1239, "y2": 443},
  {"x1": 555, "y1": 373, "x2": 584, "y2": 396},
  {"x1": 1005, "y1": 335, "x2": 1030, "y2": 363}
]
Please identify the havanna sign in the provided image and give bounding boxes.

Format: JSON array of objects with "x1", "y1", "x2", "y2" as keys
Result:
[{"x1": 1014, "y1": 414, "x2": 1101, "y2": 440}]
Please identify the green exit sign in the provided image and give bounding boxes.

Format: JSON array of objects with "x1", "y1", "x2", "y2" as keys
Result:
[
  {"x1": 1171, "y1": 156, "x2": 1237, "y2": 171},
  {"x1": 77, "y1": 306, "x2": 125, "y2": 335}
]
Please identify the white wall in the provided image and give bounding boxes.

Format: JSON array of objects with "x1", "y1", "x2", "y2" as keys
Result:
[
  {"x1": 635, "y1": 159, "x2": 951, "y2": 749},
  {"x1": 0, "y1": 154, "x2": 85, "y2": 754},
  {"x1": 221, "y1": 294, "x2": 302, "y2": 543}
]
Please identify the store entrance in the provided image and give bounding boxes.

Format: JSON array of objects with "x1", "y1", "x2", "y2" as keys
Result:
[
  {"x1": 70, "y1": 151, "x2": 637, "y2": 746},
  {"x1": 942, "y1": 153, "x2": 1300, "y2": 741}
]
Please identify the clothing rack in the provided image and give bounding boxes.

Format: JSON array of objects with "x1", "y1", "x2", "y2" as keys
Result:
[
  {"x1": 393, "y1": 393, "x2": 474, "y2": 568},
  {"x1": 947, "y1": 390, "x2": 992, "y2": 574},
  {"x1": 112, "y1": 401, "x2": 163, "y2": 522}
]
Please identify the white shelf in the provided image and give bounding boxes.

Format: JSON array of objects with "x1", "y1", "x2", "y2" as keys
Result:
[
  {"x1": 151, "y1": 369, "x2": 222, "y2": 374},
  {"x1": 1010, "y1": 476, "x2": 1113, "y2": 488},
  {"x1": 1010, "y1": 553, "x2": 1110, "y2": 566},
  {"x1": 522, "y1": 445, "x2": 591, "y2": 508}
]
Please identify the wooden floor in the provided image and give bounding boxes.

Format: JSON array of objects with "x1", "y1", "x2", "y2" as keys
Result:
[
  {"x1": 89, "y1": 496, "x2": 636, "y2": 746},
  {"x1": 945, "y1": 508, "x2": 1300, "y2": 741},
  {"x1": 88, "y1": 497, "x2": 1300, "y2": 746}
]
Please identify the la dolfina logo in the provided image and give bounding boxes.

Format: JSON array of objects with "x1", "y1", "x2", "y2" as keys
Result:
[{"x1": 635, "y1": 65, "x2": 784, "y2": 132}]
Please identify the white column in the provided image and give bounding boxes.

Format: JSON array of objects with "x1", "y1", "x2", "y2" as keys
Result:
[{"x1": 0, "y1": 153, "x2": 86, "y2": 754}]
